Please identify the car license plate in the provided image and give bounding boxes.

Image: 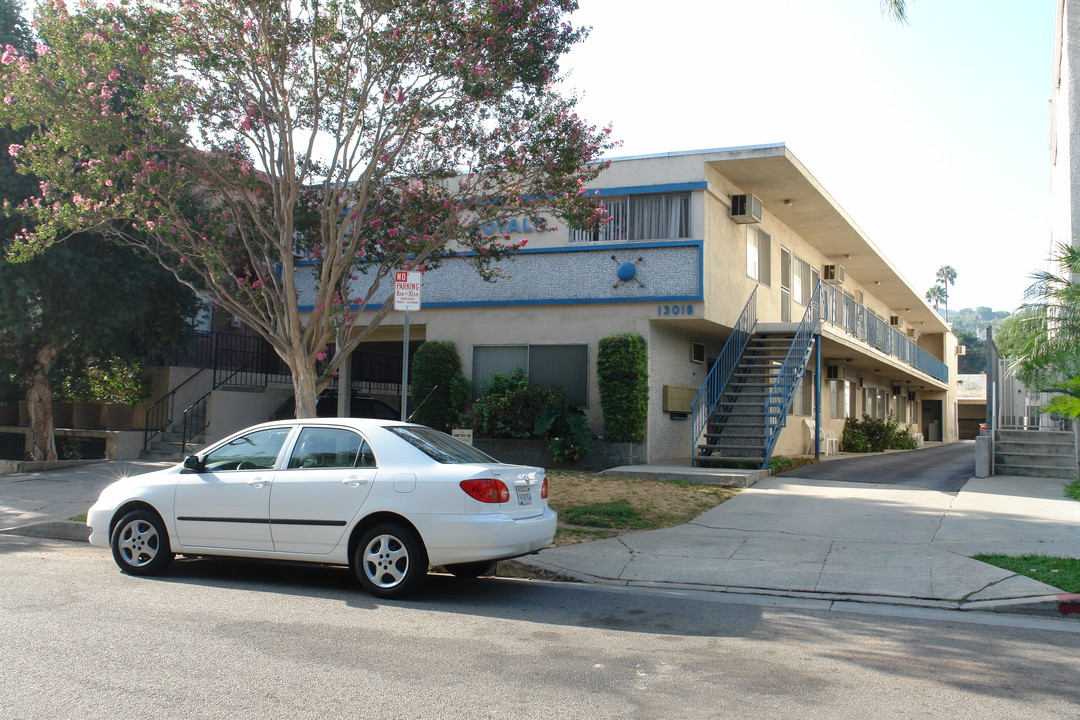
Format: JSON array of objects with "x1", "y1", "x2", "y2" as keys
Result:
[{"x1": 516, "y1": 486, "x2": 532, "y2": 506}]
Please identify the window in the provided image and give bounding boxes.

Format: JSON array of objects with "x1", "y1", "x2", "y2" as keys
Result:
[
  {"x1": 746, "y1": 226, "x2": 771, "y2": 285},
  {"x1": 793, "y1": 255, "x2": 812, "y2": 305},
  {"x1": 473, "y1": 344, "x2": 589, "y2": 406},
  {"x1": 203, "y1": 427, "x2": 291, "y2": 471},
  {"x1": 569, "y1": 192, "x2": 691, "y2": 243},
  {"x1": 388, "y1": 426, "x2": 498, "y2": 464},
  {"x1": 287, "y1": 427, "x2": 373, "y2": 469}
]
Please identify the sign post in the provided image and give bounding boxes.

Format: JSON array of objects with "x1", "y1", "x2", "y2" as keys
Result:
[{"x1": 394, "y1": 271, "x2": 422, "y2": 421}]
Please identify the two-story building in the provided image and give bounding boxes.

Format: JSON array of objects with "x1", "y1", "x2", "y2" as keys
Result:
[{"x1": 300, "y1": 143, "x2": 957, "y2": 464}]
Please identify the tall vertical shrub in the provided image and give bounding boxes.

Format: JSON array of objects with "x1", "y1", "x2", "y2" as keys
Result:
[
  {"x1": 597, "y1": 334, "x2": 648, "y2": 442},
  {"x1": 409, "y1": 341, "x2": 470, "y2": 432}
]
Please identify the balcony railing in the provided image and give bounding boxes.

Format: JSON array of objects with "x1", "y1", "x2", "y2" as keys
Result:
[{"x1": 817, "y1": 283, "x2": 948, "y2": 382}]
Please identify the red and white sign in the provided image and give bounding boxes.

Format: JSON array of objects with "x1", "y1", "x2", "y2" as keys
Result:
[{"x1": 393, "y1": 270, "x2": 422, "y2": 311}]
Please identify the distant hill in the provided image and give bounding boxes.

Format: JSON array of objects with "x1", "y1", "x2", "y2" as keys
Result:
[{"x1": 946, "y1": 307, "x2": 1011, "y2": 339}]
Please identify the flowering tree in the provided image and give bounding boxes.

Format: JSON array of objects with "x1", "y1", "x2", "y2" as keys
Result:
[{"x1": 0, "y1": 0, "x2": 612, "y2": 417}]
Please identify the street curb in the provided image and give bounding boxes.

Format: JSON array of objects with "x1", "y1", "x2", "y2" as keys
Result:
[
  {"x1": 963, "y1": 593, "x2": 1080, "y2": 618},
  {"x1": 506, "y1": 557, "x2": 1080, "y2": 619},
  {"x1": 0, "y1": 520, "x2": 89, "y2": 542}
]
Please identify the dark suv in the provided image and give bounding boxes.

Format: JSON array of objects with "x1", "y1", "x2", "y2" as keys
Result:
[{"x1": 269, "y1": 390, "x2": 400, "y2": 421}]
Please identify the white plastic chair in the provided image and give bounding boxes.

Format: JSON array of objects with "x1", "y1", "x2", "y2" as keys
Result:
[{"x1": 804, "y1": 418, "x2": 839, "y2": 456}]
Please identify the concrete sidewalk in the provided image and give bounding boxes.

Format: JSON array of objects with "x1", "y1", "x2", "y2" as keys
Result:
[
  {"x1": 516, "y1": 474, "x2": 1080, "y2": 617},
  {"x1": 2, "y1": 459, "x2": 1079, "y2": 618}
]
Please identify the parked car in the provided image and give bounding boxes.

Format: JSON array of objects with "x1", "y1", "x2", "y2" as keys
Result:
[
  {"x1": 268, "y1": 390, "x2": 400, "y2": 421},
  {"x1": 87, "y1": 418, "x2": 555, "y2": 598}
]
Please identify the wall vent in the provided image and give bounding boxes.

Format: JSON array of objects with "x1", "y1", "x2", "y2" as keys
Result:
[
  {"x1": 690, "y1": 341, "x2": 705, "y2": 364},
  {"x1": 730, "y1": 194, "x2": 763, "y2": 224}
]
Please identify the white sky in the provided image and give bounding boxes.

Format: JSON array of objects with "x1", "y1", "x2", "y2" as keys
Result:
[{"x1": 560, "y1": 0, "x2": 1055, "y2": 313}]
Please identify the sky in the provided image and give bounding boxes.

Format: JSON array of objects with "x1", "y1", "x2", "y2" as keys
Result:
[{"x1": 558, "y1": 0, "x2": 1056, "y2": 313}]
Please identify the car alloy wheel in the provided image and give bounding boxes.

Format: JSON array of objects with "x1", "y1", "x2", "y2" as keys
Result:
[
  {"x1": 354, "y1": 522, "x2": 427, "y2": 599},
  {"x1": 110, "y1": 509, "x2": 175, "y2": 576}
]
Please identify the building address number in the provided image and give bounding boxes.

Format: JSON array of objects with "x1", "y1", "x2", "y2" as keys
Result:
[{"x1": 657, "y1": 304, "x2": 696, "y2": 316}]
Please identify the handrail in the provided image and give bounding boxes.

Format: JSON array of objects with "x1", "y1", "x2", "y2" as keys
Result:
[
  {"x1": 818, "y1": 283, "x2": 948, "y2": 382},
  {"x1": 762, "y1": 283, "x2": 822, "y2": 463},
  {"x1": 690, "y1": 287, "x2": 757, "y2": 458},
  {"x1": 143, "y1": 365, "x2": 210, "y2": 451}
]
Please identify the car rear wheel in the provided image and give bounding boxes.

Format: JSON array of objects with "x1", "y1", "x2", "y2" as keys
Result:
[
  {"x1": 444, "y1": 561, "x2": 496, "y2": 578},
  {"x1": 110, "y1": 509, "x2": 174, "y2": 576},
  {"x1": 353, "y1": 523, "x2": 428, "y2": 599}
]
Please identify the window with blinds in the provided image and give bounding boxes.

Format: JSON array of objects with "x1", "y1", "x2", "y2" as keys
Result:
[{"x1": 568, "y1": 193, "x2": 691, "y2": 243}]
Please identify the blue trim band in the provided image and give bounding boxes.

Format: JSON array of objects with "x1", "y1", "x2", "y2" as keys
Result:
[{"x1": 587, "y1": 182, "x2": 706, "y2": 197}]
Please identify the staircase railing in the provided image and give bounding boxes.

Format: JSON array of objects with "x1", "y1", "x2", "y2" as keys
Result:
[
  {"x1": 690, "y1": 287, "x2": 757, "y2": 458},
  {"x1": 761, "y1": 283, "x2": 822, "y2": 463},
  {"x1": 143, "y1": 366, "x2": 210, "y2": 452}
]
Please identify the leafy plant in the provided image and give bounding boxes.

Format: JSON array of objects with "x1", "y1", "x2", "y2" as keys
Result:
[
  {"x1": 841, "y1": 414, "x2": 920, "y2": 452},
  {"x1": 57, "y1": 359, "x2": 150, "y2": 404},
  {"x1": 471, "y1": 369, "x2": 592, "y2": 461},
  {"x1": 1065, "y1": 479, "x2": 1080, "y2": 502},
  {"x1": 597, "y1": 333, "x2": 648, "y2": 442},
  {"x1": 409, "y1": 341, "x2": 470, "y2": 432}
]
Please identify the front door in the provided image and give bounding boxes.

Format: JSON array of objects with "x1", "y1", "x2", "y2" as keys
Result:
[{"x1": 174, "y1": 426, "x2": 293, "y2": 551}]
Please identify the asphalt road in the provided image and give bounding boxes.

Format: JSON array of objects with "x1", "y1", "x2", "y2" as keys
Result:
[
  {"x1": 2, "y1": 534, "x2": 1078, "y2": 720},
  {"x1": 781, "y1": 442, "x2": 977, "y2": 492}
]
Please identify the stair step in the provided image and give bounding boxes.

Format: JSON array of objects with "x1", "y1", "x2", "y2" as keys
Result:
[{"x1": 693, "y1": 454, "x2": 766, "y2": 465}]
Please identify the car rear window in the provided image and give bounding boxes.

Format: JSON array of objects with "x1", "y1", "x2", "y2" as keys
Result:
[{"x1": 387, "y1": 426, "x2": 499, "y2": 464}]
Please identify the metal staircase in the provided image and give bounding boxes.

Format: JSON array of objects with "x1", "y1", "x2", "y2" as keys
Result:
[{"x1": 691, "y1": 285, "x2": 821, "y2": 469}]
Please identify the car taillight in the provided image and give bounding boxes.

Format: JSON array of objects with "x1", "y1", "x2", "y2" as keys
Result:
[
  {"x1": 540, "y1": 476, "x2": 548, "y2": 499},
  {"x1": 459, "y1": 478, "x2": 510, "y2": 504}
]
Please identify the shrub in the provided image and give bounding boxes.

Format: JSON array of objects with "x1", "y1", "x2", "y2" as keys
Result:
[
  {"x1": 842, "y1": 414, "x2": 921, "y2": 452},
  {"x1": 471, "y1": 369, "x2": 593, "y2": 461},
  {"x1": 409, "y1": 341, "x2": 470, "y2": 432},
  {"x1": 597, "y1": 333, "x2": 648, "y2": 442}
]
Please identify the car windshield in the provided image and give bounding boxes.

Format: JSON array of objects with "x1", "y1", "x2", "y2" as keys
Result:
[{"x1": 387, "y1": 426, "x2": 499, "y2": 464}]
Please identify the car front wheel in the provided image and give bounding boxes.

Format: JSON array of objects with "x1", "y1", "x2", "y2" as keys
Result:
[
  {"x1": 354, "y1": 523, "x2": 428, "y2": 599},
  {"x1": 110, "y1": 509, "x2": 175, "y2": 576}
]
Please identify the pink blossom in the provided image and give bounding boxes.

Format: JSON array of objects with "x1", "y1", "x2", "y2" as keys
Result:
[
  {"x1": 108, "y1": 69, "x2": 120, "y2": 82},
  {"x1": 145, "y1": 221, "x2": 155, "y2": 230},
  {"x1": 316, "y1": 351, "x2": 328, "y2": 361},
  {"x1": 7, "y1": 143, "x2": 22, "y2": 157},
  {"x1": 138, "y1": 44, "x2": 149, "y2": 55}
]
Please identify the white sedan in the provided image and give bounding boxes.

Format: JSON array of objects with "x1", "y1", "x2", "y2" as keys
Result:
[{"x1": 87, "y1": 418, "x2": 556, "y2": 598}]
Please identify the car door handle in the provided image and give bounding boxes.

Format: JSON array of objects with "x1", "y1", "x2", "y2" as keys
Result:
[
  {"x1": 248, "y1": 477, "x2": 270, "y2": 488},
  {"x1": 343, "y1": 476, "x2": 370, "y2": 487}
]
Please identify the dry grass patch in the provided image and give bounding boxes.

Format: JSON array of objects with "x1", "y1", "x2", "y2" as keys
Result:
[{"x1": 545, "y1": 471, "x2": 740, "y2": 546}]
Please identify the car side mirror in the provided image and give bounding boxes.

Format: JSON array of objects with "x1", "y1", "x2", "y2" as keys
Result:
[{"x1": 182, "y1": 455, "x2": 205, "y2": 473}]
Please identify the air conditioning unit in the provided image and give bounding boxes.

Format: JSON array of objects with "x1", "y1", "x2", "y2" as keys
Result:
[
  {"x1": 826, "y1": 365, "x2": 849, "y2": 380},
  {"x1": 729, "y1": 193, "x2": 763, "y2": 224},
  {"x1": 822, "y1": 264, "x2": 845, "y2": 285},
  {"x1": 892, "y1": 386, "x2": 904, "y2": 396},
  {"x1": 907, "y1": 328, "x2": 920, "y2": 340},
  {"x1": 908, "y1": 391, "x2": 917, "y2": 402},
  {"x1": 956, "y1": 345, "x2": 967, "y2": 356},
  {"x1": 889, "y1": 316, "x2": 905, "y2": 328}
]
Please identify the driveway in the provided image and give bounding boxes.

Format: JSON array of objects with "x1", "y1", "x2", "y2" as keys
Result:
[{"x1": 780, "y1": 441, "x2": 976, "y2": 492}]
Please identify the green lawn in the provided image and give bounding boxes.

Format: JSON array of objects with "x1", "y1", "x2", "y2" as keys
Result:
[{"x1": 973, "y1": 554, "x2": 1080, "y2": 594}]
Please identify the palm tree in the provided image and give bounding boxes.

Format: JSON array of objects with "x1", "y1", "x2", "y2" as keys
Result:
[
  {"x1": 996, "y1": 244, "x2": 1080, "y2": 405},
  {"x1": 925, "y1": 285, "x2": 945, "y2": 313},
  {"x1": 882, "y1": 0, "x2": 908, "y2": 23},
  {"x1": 935, "y1": 265, "x2": 957, "y2": 320}
]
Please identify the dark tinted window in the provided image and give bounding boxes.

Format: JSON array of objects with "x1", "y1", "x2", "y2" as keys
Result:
[{"x1": 387, "y1": 426, "x2": 499, "y2": 464}]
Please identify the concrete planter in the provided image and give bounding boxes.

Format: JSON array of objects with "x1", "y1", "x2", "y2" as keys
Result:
[{"x1": 471, "y1": 437, "x2": 644, "y2": 470}]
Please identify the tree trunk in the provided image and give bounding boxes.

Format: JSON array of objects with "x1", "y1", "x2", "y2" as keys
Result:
[
  {"x1": 285, "y1": 349, "x2": 320, "y2": 418},
  {"x1": 26, "y1": 346, "x2": 60, "y2": 462}
]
